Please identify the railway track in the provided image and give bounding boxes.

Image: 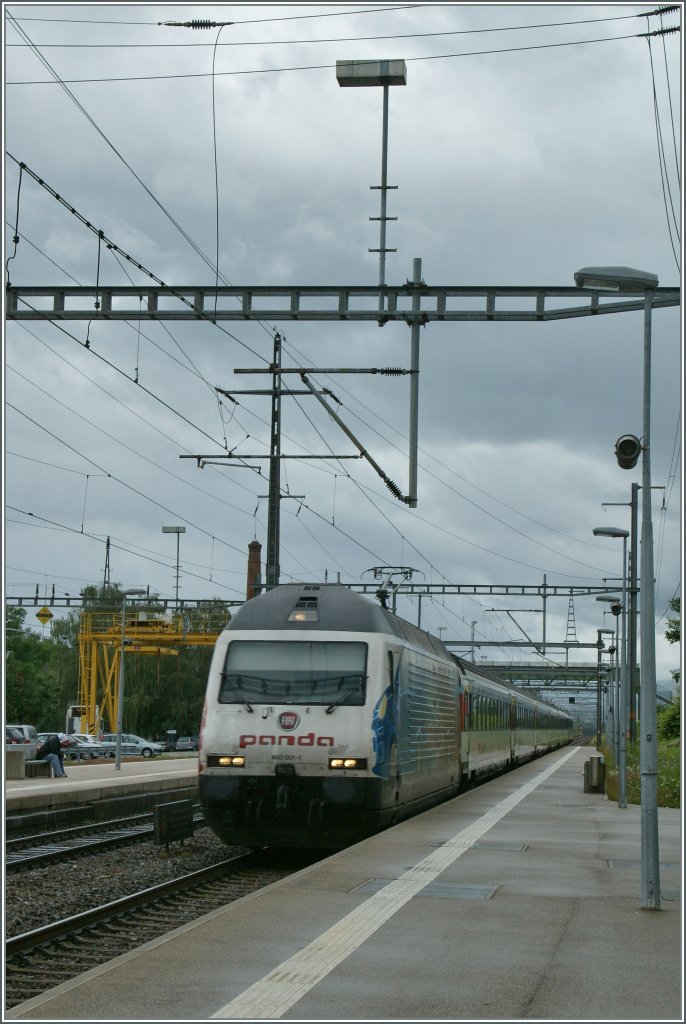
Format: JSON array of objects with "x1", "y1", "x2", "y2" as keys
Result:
[
  {"x1": 5, "y1": 848, "x2": 322, "y2": 1011},
  {"x1": 6, "y1": 809, "x2": 205, "y2": 869}
]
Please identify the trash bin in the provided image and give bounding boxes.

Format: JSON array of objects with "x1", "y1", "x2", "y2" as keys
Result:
[{"x1": 584, "y1": 755, "x2": 605, "y2": 794}]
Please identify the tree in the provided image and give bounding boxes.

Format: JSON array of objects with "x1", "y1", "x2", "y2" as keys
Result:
[
  {"x1": 4, "y1": 589, "x2": 230, "y2": 738},
  {"x1": 665, "y1": 596, "x2": 680, "y2": 685},
  {"x1": 5, "y1": 607, "x2": 63, "y2": 727},
  {"x1": 665, "y1": 596, "x2": 680, "y2": 645},
  {"x1": 658, "y1": 597, "x2": 681, "y2": 739}
]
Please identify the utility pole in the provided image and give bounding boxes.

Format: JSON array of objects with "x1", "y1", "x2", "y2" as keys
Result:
[
  {"x1": 602, "y1": 484, "x2": 640, "y2": 741},
  {"x1": 267, "y1": 332, "x2": 283, "y2": 589},
  {"x1": 629, "y1": 483, "x2": 639, "y2": 742}
]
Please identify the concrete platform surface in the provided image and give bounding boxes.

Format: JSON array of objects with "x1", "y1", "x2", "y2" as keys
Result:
[
  {"x1": 5, "y1": 745, "x2": 683, "y2": 1022},
  {"x1": 4, "y1": 755, "x2": 198, "y2": 813}
]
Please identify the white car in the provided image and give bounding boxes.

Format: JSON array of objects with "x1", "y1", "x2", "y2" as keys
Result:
[
  {"x1": 100, "y1": 733, "x2": 165, "y2": 758},
  {"x1": 70, "y1": 733, "x2": 109, "y2": 759}
]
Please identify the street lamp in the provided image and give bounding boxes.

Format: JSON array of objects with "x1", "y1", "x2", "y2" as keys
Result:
[
  {"x1": 576, "y1": 264, "x2": 661, "y2": 909},
  {"x1": 594, "y1": 528, "x2": 630, "y2": 808},
  {"x1": 115, "y1": 588, "x2": 146, "y2": 771},
  {"x1": 162, "y1": 526, "x2": 186, "y2": 609}
]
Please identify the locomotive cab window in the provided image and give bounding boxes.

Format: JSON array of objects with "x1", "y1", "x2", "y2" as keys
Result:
[{"x1": 219, "y1": 641, "x2": 367, "y2": 706}]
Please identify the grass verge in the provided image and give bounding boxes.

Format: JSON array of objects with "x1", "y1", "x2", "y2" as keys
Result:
[{"x1": 601, "y1": 739, "x2": 680, "y2": 808}]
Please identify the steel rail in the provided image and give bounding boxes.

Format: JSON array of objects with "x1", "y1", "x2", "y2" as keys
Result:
[
  {"x1": 6, "y1": 853, "x2": 255, "y2": 957},
  {"x1": 6, "y1": 811, "x2": 205, "y2": 870}
]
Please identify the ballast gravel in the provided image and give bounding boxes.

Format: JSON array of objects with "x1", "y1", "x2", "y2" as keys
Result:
[{"x1": 5, "y1": 827, "x2": 246, "y2": 938}]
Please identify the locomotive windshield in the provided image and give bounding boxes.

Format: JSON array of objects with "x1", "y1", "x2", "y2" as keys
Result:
[{"x1": 219, "y1": 640, "x2": 367, "y2": 706}]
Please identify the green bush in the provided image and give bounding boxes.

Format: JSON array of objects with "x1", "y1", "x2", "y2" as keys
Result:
[{"x1": 657, "y1": 695, "x2": 680, "y2": 740}]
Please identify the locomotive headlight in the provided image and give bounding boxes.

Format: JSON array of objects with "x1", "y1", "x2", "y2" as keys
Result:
[
  {"x1": 329, "y1": 757, "x2": 367, "y2": 770},
  {"x1": 209, "y1": 755, "x2": 245, "y2": 768}
]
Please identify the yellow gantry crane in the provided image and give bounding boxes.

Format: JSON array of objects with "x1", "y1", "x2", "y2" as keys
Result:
[{"x1": 77, "y1": 606, "x2": 229, "y2": 734}]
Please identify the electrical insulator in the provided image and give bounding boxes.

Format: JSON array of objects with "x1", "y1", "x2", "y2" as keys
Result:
[
  {"x1": 161, "y1": 20, "x2": 233, "y2": 29},
  {"x1": 384, "y1": 478, "x2": 403, "y2": 501}
]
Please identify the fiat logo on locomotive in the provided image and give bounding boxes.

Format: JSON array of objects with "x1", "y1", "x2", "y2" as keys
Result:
[{"x1": 279, "y1": 711, "x2": 300, "y2": 730}]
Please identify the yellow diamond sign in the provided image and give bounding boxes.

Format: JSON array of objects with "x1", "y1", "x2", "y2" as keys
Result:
[{"x1": 36, "y1": 606, "x2": 53, "y2": 625}]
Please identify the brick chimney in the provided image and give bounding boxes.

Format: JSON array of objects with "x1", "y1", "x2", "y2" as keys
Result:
[{"x1": 246, "y1": 540, "x2": 262, "y2": 600}]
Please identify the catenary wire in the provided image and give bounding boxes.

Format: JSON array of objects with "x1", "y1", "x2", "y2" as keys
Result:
[
  {"x1": 8, "y1": 286, "x2": 619, "y2": 584},
  {"x1": 5, "y1": 365, "x2": 259, "y2": 518},
  {"x1": 8, "y1": 6, "x2": 423, "y2": 27},
  {"x1": 5, "y1": 11, "x2": 651, "y2": 47},
  {"x1": 6, "y1": 19, "x2": 683, "y2": 606},
  {"x1": 6, "y1": 32, "x2": 659, "y2": 84}
]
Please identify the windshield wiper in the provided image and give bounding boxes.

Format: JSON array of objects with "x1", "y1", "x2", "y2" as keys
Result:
[
  {"x1": 326, "y1": 683, "x2": 363, "y2": 714},
  {"x1": 220, "y1": 672, "x2": 265, "y2": 710}
]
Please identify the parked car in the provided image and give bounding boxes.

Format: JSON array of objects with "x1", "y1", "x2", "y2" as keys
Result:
[
  {"x1": 6, "y1": 723, "x2": 38, "y2": 760},
  {"x1": 69, "y1": 733, "x2": 109, "y2": 759},
  {"x1": 100, "y1": 733, "x2": 165, "y2": 758},
  {"x1": 175, "y1": 736, "x2": 199, "y2": 752}
]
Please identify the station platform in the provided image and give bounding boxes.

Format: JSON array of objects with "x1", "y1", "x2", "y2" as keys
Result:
[
  {"x1": 4, "y1": 755, "x2": 198, "y2": 816},
  {"x1": 5, "y1": 745, "x2": 683, "y2": 1022}
]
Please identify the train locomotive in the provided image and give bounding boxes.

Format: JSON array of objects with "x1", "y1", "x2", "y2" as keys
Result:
[{"x1": 198, "y1": 583, "x2": 574, "y2": 848}]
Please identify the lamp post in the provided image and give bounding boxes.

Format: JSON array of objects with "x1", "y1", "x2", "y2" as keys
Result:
[
  {"x1": 594, "y1": 529, "x2": 629, "y2": 808},
  {"x1": 576, "y1": 265, "x2": 661, "y2": 909},
  {"x1": 115, "y1": 588, "x2": 146, "y2": 771},
  {"x1": 162, "y1": 526, "x2": 186, "y2": 609}
]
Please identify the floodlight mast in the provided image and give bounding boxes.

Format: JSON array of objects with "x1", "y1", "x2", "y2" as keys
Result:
[
  {"x1": 335, "y1": 59, "x2": 406, "y2": 315},
  {"x1": 336, "y1": 60, "x2": 419, "y2": 509}
]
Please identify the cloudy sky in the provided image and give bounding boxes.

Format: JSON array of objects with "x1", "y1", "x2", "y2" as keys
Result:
[{"x1": 3, "y1": 3, "x2": 682, "y2": 700}]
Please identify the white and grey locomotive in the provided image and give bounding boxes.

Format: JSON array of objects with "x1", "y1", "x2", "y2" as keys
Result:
[{"x1": 198, "y1": 584, "x2": 574, "y2": 848}]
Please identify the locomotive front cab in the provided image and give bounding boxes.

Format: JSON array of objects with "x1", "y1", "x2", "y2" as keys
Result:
[{"x1": 199, "y1": 631, "x2": 396, "y2": 847}]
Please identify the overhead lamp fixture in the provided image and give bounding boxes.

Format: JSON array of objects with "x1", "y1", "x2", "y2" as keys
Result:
[{"x1": 573, "y1": 266, "x2": 659, "y2": 292}]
